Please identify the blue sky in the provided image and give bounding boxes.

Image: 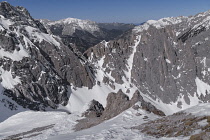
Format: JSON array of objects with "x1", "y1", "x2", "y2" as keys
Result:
[{"x1": 3, "y1": 0, "x2": 210, "y2": 23}]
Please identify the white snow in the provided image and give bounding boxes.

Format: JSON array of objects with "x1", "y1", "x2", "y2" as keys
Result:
[
  {"x1": 25, "y1": 26, "x2": 60, "y2": 47},
  {"x1": 172, "y1": 73, "x2": 181, "y2": 79},
  {"x1": 0, "y1": 104, "x2": 187, "y2": 140},
  {"x1": 195, "y1": 77, "x2": 210, "y2": 96},
  {"x1": 144, "y1": 58, "x2": 148, "y2": 61},
  {"x1": 192, "y1": 16, "x2": 210, "y2": 30},
  {"x1": 112, "y1": 48, "x2": 116, "y2": 53},
  {"x1": 176, "y1": 32, "x2": 181, "y2": 36},
  {"x1": 0, "y1": 111, "x2": 79, "y2": 140},
  {"x1": 0, "y1": 84, "x2": 27, "y2": 123},
  {"x1": 173, "y1": 41, "x2": 178, "y2": 46},
  {"x1": 198, "y1": 119, "x2": 208, "y2": 127},
  {"x1": 133, "y1": 16, "x2": 186, "y2": 33},
  {"x1": 48, "y1": 18, "x2": 100, "y2": 35},
  {"x1": 0, "y1": 45, "x2": 29, "y2": 61},
  {"x1": 0, "y1": 15, "x2": 14, "y2": 30},
  {"x1": 0, "y1": 17, "x2": 29, "y2": 61},
  {"x1": 166, "y1": 59, "x2": 171, "y2": 64},
  {"x1": 60, "y1": 84, "x2": 112, "y2": 113},
  {"x1": 177, "y1": 63, "x2": 184, "y2": 70},
  {"x1": 98, "y1": 55, "x2": 105, "y2": 68},
  {"x1": 100, "y1": 40, "x2": 109, "y2": 48},
  {"x1": 124, "y1": 35, "x2": 141, "y2": 83},
  {"x1": 160, "y1": 86, "x2": 164, "y2": 91},
  {"x1": 50, "y1": 107, "x2": 162, "y2": 140},
  {"x1": 0, "y1": 67, "x2": 21, "y2": 89},
  {"x1": 53, "y1": 106, "x2": 187, "y2": 140},
  {"x1": 144, "y1": 92, "x2": 201, "y2": 115},
  {"x1": 133, "y1": 23, "x2": 150, "y2": 33},
  {"x1": 185, "y1": 103, "x2": 210, "y2": 117},
  {"x1": 200, "y1": 57, "x2": 207, "y2": 68}
]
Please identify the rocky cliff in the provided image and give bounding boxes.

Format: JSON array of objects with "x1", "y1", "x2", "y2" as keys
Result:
[
  {"x1": 85, "y1": 11, "x2": 210, "y2": 114},
  {"x1": 0, "y1": 2, "x2": 95, "y2": 113}
]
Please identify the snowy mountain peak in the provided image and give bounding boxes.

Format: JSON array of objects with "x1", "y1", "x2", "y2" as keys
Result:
[
  {"x1": 133, "y1": 16, "x2": 187, "y2": 33},
  {"x1": 47, "y1": 17, "x2": 100, "y2": 35},
  {"x1": 133, "y1": 10, "x2": 210, "y2": 34},
  {"x1": 0, "y1": 1, "x2": 30, "y2": 19},
  {"x1": 52, "y1": 17, "x2": 96, "y2": 25},
  {"x1": 40, "y1": 17, "x2": 135, "y2": 53}
]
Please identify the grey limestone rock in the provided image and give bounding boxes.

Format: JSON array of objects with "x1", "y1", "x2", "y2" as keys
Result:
[
  {"x1": 102, "y1": 89, "x2": 165, "y2": 120},
  {"x1": 75, "y1": 90, "x2": 164, "y2": 131},
  {"x1": 0, "y1": 2, "x2": 95, "y2": 111},
  {"x1": 85, "y1": 10, "x2": 210, "y2": 108},
  {"x1": 83, "y1": 99, "x2": 104, "y2": 117}
]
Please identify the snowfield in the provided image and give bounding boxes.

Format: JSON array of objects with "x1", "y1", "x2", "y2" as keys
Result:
[
  {"x1": 0, "y1": 103, "x2": 192, "y2": 140},
  {"x1": 0, "y1": 111, "x2": 79, "y2": 140}
]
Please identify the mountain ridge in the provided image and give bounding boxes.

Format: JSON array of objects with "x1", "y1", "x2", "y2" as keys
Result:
[{"x1": 40, "y1": 17, "x2": 135, "y2": 53}]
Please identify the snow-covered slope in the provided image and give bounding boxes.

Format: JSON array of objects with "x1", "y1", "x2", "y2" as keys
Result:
[
  {"x1": 133, "y1": 16, "x2": 188, "y2": 33},
  {"x1": 0, "y1": 104, "x2": 169, "y2": 140},
  {"x1": 5, "y1": 102, "x2": 210, "y2": 140}
]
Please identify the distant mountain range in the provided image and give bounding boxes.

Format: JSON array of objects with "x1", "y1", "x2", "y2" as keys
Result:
[{"x1": 40, "y1": 18, "x2": 135, "y2": 53}]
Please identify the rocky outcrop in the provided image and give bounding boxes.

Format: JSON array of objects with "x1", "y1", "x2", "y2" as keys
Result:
[
  {"x1": 83, "y1": 99, "x2": 104, "y2": 117},
  {"x1": 0, "y1": 2, "x2": 47, "y2": 33},
  {"x1": 132, "y1": 91, "x2": 165, "y2": 116},
  {"x1": 133, "y1": 112, "x2": 210, "y2": 139},
  {"x1": 102, "y1": 90, "x2": 165, "y2": 119},
  {"x1": 75, "y1": 90, "x2": 164, "y2": 131}
]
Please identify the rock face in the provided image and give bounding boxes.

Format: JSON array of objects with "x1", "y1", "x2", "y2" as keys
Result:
[
  {"x1": 83, "y1": 99, "x2": 104, "y2": 117},
  {"x1": 85, "y1": 11, "x2": 210, "y2": 111},
  {"x1": 0, "y1": 2, "x2": 95, "y2": 111},
  {"x1": 40, "y1": 18, "x2": 135, "y2": 53},
  {"x1": 102, "y1": 90, "x2": 165, "y2": 119}
]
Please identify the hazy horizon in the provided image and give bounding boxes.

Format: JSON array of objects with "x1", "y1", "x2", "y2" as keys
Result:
[{"x1": 3, "y1": 0, "x2": 210, "y2": 23}]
